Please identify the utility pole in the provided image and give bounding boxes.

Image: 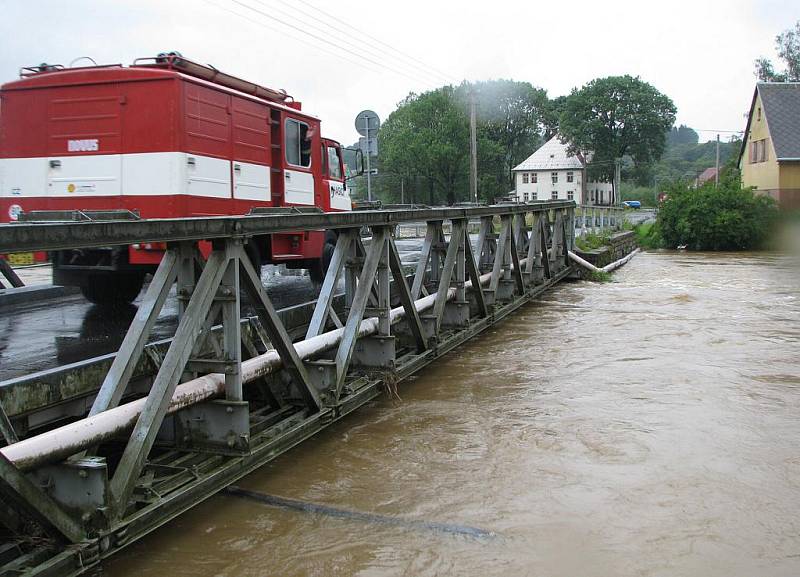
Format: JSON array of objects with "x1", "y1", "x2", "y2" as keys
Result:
[
  {"x1": 400, "y1": 177, "x2": 405, "y2": 204},
  {"x1": 653, "y1": 175, "x2": 659, "y2": 206},
  {"x1": 614, "y1": 159, "x2": 621, "y2": 206},
  {"x1": 715, "y1": 133, "x2": 720, "y2": 188},
  {"x1": 469, "y1": 88, "x2": 478, "y2": 204},
  {"x1": 364, "y1": 116, "x2": 372, "y2": 201}
]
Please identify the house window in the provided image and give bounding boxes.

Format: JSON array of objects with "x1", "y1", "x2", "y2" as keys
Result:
[
  {"x1": 751, "y1": 139, "x2": 768, "y2": 163},
  {"x1": 522, "y1": 173, "x2": 529, "y2": 184},
  {"x1": 567, "y1": 190, "x2": 574, "y2": 201},
  {"x1": 551, "y1": 172, "x2": 558, "y2": 184},
  {"x1": 523, "y1": 192, "x2": 529, "y2": 202},
  {"x1": 551, "y1": 190, "x2": 558, "y2": 200},
  {"x1": 757, "y1": 107, "x2": 761, "y2": 121},
  {"x1": 532, "y1": 192, "x2": 538, "y2": 200},
  {"x1": 566, "y1": 171, "x2": 574, "y2": 183},
  {"x1": 531, "y1": 172, "x2": 538, "y2": 183}
]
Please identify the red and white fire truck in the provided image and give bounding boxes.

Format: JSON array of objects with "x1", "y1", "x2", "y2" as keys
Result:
[{"x1": 0, "y1": 53, "x2": 356, "y2": 303}]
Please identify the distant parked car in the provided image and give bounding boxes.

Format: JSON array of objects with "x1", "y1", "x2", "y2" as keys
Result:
[{"x1": 622, "y1": 200, "x2": 642, "y2": 209}]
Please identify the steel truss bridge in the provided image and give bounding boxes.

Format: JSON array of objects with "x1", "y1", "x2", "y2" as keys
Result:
[{"x1": 0, "y1": 202, "x2": 624, "y2": 575}]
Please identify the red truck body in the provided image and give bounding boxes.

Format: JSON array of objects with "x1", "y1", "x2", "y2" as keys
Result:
[{"x1": 0, "y1": 54, "x2": 352, "y2": 301}]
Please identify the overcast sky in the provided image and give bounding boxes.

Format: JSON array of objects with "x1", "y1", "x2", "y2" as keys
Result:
[{"x1": 1, "y1": 0, "x2": 797, "y2": 146}]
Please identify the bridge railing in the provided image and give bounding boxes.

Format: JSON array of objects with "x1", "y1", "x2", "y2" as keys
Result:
[
  {"x1": 0, "y1": 201, "x2": 575, "y2": 574},
  {"x1": 574, "y1": 205, "x2": 626, "y2": 236}
]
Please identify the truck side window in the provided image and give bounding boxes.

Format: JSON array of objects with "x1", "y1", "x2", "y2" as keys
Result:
[
  {"x1": 285, "y1": 118, "x2": 311, "y2": 168},
  {"x1": 327, "y1": 146, "x2": 342, "y2": 180}
]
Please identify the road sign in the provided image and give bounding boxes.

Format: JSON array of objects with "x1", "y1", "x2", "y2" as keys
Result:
[
  {"x1": 354, "y1": 110, "x2": 380, "y2": 201},
  {"x1": 355, "y1": 110, "x2": 380, "y2": 136},
  {"x1": 358, "y1": 136, "x2": 378, "y2": 157}
]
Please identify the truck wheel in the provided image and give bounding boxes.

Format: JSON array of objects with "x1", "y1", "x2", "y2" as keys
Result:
[
  {"x1": 81, "y1": 274, "x2": 145, "y2": 305},
  {"x1": 245, "y1": 240, "x2": 262, "y2": 276},
  {"x1": 309, "y1": 234, "x2": 336, "y2": 285}
]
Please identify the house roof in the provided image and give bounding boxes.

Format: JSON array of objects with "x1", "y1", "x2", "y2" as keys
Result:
[
  {"x1": 513, "y1": 135, "x2": 585, "y2": 171},
  {"x1": 740, "y1": 83, "x2": 800, "y2": 164},
  {"x1": 697, "y1": 167, "x2": 718, "y2": 184}
]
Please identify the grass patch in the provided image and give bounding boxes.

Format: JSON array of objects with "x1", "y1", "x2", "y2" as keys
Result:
[
  {"x1": 634, "y1": 222, "x2": 663, "y2": 249},
  {"x1": 575, "y1": 230, "x2": 612, "y2": 251},
  {"x1": 584, "y1": 269, "x2": 613, "y2": 282}
]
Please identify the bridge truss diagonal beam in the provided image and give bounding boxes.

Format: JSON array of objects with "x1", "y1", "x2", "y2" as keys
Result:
[
  {"x1": 239, "y1": 246, "x2": 321, "y2": 412},
  {"x1": 110, "y1": 249, "x2": 232, "y2": 513},
  {"x1": 334, "y1": 227, "x2": 389, "y2": 395}
]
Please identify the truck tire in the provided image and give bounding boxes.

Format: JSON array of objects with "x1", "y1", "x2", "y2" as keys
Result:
[
  {"x1": 80, "y1": 274, "x2": 145, "y2": 306},
  {"x1": 309, "y1": 232, "x2": 336, "y2": 285}
]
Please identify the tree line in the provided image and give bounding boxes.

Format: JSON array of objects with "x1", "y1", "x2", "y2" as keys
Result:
[
  {"x1": 348, "y1": 19, "x2": 797, "y2": 209},
  {"x1": 352, "y1": 75, "x2": 676, "y2": 205}
]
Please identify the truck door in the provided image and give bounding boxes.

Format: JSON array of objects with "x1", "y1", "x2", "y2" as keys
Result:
[
  {"x1": 46, "y1": 83, "x2": 123, "y2": 205},
  {"x1": 231, "y1": 97, "x2": 271, "y2": 206},
  {"x1": 282, "y1": 117, "x2": 315, "y2": 206},
  {"x1": 322, "y1": 139, "x2": 351, "y2": 212}
]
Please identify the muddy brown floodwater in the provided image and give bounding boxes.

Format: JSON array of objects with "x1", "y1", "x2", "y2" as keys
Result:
[{"x1": 104, "y1": 250, "x2": 800, "y2": 577}]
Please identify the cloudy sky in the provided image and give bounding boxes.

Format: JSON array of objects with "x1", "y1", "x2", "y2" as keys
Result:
[{"x1": 1, "y1": 0, "x2": 797, "y2": 146}]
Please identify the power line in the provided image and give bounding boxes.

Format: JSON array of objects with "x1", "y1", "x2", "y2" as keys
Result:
[
  {"x1": 225, "y1": 0, "x2": 440, "y2": 88},
  {"x1": 200, "y1": 0, "x2": 387, "y2": 77},
  {"x1": 690, "y1": 129, "x2": 744, "y2": 133},
  {"x1": 255, "y1": 0, "x2": 451, "y2": 87},
  {"x1": 295, "y1": 0, "x2": 459, "y2": 85}
]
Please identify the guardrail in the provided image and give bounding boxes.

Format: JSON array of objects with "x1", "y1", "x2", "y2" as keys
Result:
[
  {"x1": 574, "y1": 205, "x2": 626, "y2": 236},
  {"x1": 0, "y1": 201, "x2": 575, "y2": 575}
]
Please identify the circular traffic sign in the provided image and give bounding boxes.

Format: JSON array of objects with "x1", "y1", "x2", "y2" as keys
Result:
[{"x1": 355, "y1": 110, "x2": 380, "y2": 136}]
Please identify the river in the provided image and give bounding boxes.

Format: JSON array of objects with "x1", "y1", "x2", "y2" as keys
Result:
[{"x1": 104, "y1": 250, "x2": 800, "y2": 577}]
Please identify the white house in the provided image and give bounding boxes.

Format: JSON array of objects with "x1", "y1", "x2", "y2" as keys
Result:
[{"x1": 511, "y1": 135, "x2": 614, "y2": 206}]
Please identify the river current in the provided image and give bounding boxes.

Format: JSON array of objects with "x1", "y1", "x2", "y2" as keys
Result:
[{"x1": 106, "y1": 250, "x2": 800, "y2": 577}]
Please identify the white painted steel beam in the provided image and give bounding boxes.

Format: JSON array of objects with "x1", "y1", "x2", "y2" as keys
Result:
[{"x1": 568, "y1": 248, "x2": 640, "y2": 273}]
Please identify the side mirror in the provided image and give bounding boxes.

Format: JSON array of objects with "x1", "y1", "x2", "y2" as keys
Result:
[{"x1": 343, "y1": 147, "x2": 365, "y2": 180}]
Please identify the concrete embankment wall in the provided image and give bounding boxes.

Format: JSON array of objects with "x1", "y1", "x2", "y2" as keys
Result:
[{"x1": 574, "y1": 231, "x2": 638, "y2": 273}]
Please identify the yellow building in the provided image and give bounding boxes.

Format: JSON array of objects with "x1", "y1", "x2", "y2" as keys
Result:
[{"x1": 739, "y1": 83, "x2": 800, "y2": 210}]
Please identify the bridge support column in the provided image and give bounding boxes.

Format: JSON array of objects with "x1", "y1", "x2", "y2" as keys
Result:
[
  {"x1": 442, "y1": 219, "x2": 470, "y2": 329},
  {"x1": 491, "y1": 215, "x2": 515, "y2": 303},
  {"x1": 353, "y1": 226, "x2": 395, "y2": 370},
  {"x1": 464, "y1": 221, "x2": 488, "y2": 318}
]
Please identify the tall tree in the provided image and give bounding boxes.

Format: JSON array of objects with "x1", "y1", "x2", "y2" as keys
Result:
[
  {"x1": 462, "y1": 80, "x2": 549, "y2": 194},
  {"x1": 666, "y1": 125, "x2": 699, "y2": 146},
  {"x1": 559, "y1": 75, "x2": 676, "y2": 196},
  {"x1": 755, "y1": 20, "x2": 800, "y2": 81},
  {"x1": 542, "y1": 95, "x2": 567, "y2": 140},
  {"x1": 379, "y1": 87, "x2": 469, "y2": 205}
]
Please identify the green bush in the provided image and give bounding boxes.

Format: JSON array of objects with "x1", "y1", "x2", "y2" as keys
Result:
[
  {"x1": 634, "y1": 222, "x2": 663, "y2": 249},
  {"x1": 619, "y1": 182, "x2": 657, "y2": 207},
  {"x1": 575, "y1": 230, "x2": 612, "y2": 251},
  {"x1": 656, "y1": 178, "x2": 779, "y2": 250}
]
